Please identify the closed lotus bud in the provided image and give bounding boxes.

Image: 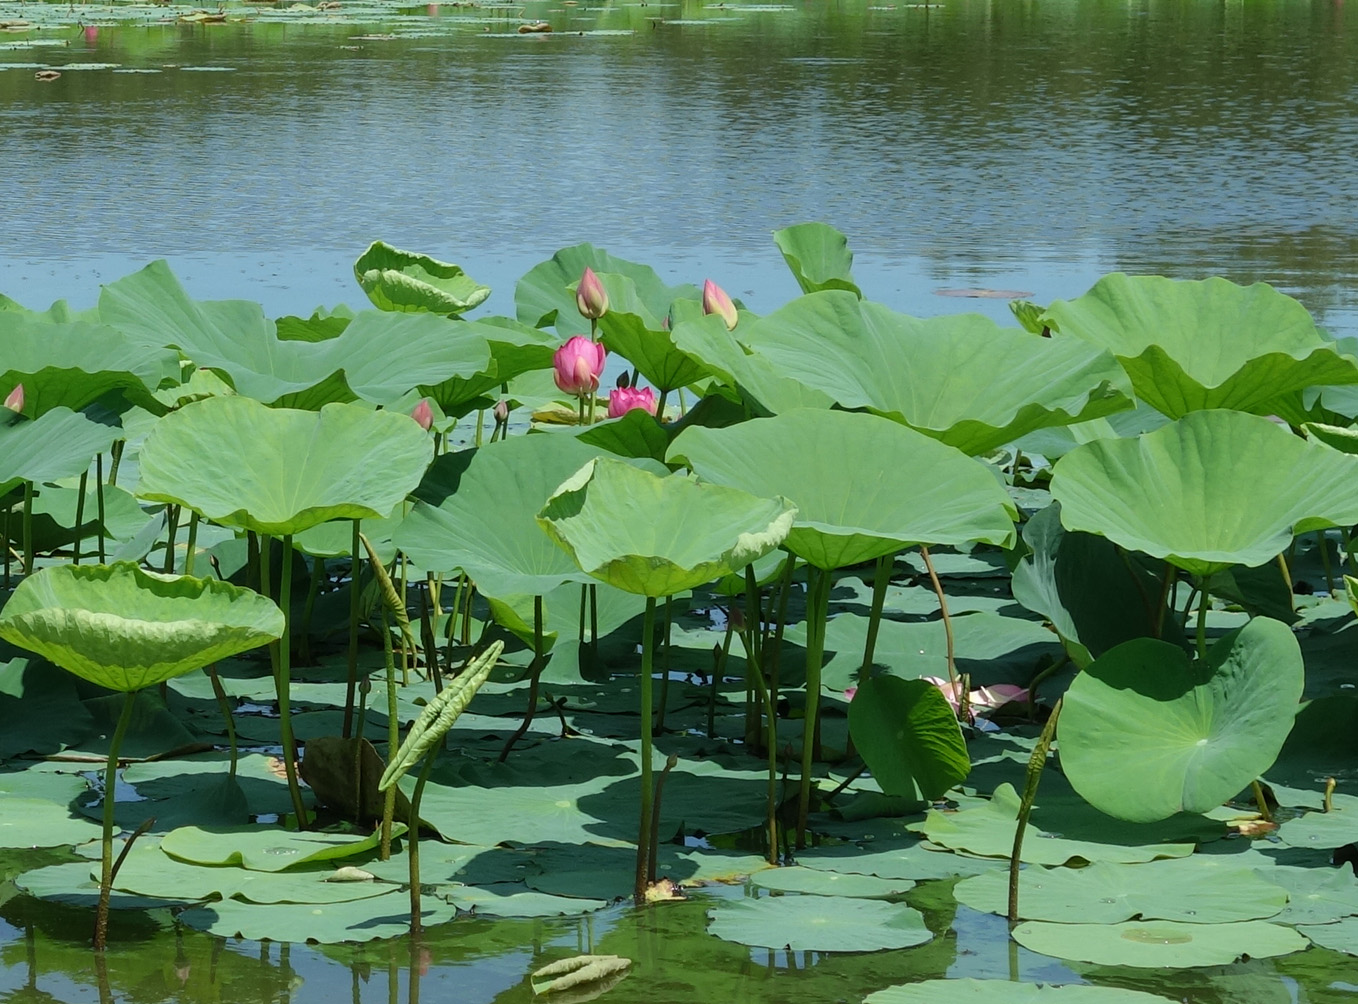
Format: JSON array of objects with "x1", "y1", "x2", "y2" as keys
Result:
[
  {"x1": 553, "y1": 336, "x2": 607, "y2": 398},
  {"x1": 616, "y1": 371, "x2": 630, "y2": 390},
  {"x1": 411, "y1": 398, "x2": 433, "y2": 431},
  {"x1": 494, "y1": 399, "x2": 509, "y2": 424},
  {"x1": 702, "y1": 279, "x2": 738, "y2": 330},
  {"x1": 3, "y1": 384, "x2": 23, "y2": 414},
  {"x1": 607, "y1": 386, "x2": 657, "y2": 419},
  {"x1": 576, "y1": 267, "x2": 609, "y2": 320}
]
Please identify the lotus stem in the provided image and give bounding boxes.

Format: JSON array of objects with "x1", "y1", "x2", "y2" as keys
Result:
[
  {"x1": 746, "y1": 564, "x2": 780, "y2": 865},
  {"x1": 270, "y1": 534, "x2": 308, "y2": 829},
  {"x1": 475, "y1": 408, "x2": 486, "y2": 447},
  {"x1": 677, "y1": 387, "x2": 687, "y2": 418},
  {"x1": 499, "y1": 595, "x2": 545, "y2": 762},
  {"x1": 95, "y1": 453, "x2": 106, "y2": 563},
  {"x1": 22, "y1": 481, "x2": 33, "y2": 577},
  {"x1": 208, "y1": 664, "x2": 238, "y2": 777},
  {"x1": 343, "y1": 519, "x2": 362, "y2": 740},
  {"x1": 107, "y1": 440, "x2": 124, "y2": 487},
  {"x1": 656, "y1": 390, "x2": 669, "y2": 422},
  {"x1": 655, "y1": 596, "x2": 674, "y2": 733},
  {"x1": 73, "y1": 470, "x2": 88, "y2": 565},
  {"x1": 445, "y1": 573, "x2": 466, "y2": 670},
  {"x1": 94, "y1": 689, "x2": 138, "y2": 951},
  {"x1": 183, "y1": 512, "x2": 199, "y2": 576},
  {"x1": 743, "y1": 581, "x2": 764, "y2": 748},
  {"x1": 3, "y1": 502, "x2": 10, "y2": 588},
  {"x1": 1325, "y1": 776, "x2": 1336, "y2": 813},
  {"x1": 1318, "y1": 530, "x2": 1335, "y2": 595},
  {"x1": 796, "y1": 565, "x2": 831, "y2": 849},
  {"x1": 709, "y1": 623, "x2": 734, "y2": 739},
  {"x1": 1195, "y1": 577, "x2": 1210, "y2": 660},
  {"x1": 407, "y1": 751, "x2": 438, "y2": 935},
  {"x1": 110, "y1": 816, "x2": 155, "y2": 889},
  {"x1": 860, "y1": 553, "x2": 893, "y2": 678},
  {"x1": 1344, "y1": 529, "x2": 1358, "y2": 578},
  {"x1": 161, "y1": 505, "x2": 179, "y2": 573},
  {"x1": 589, "y1": 584, "x2": 598, "y2": 668},
  {"x1": 919, "y1": 547, "x2": 958, "y2": 692},
  {"x1": 246, "y1": 531, "x2": 260, "y2": 594},
  {"x1": 1154, "y1": 563, "x2": 1175, "y2": 638},
  {"x1": 634, "y1": 596, "x2": 657, "y2": 905},
  {"x1": 1008, "y1": 697, "x2": 1061, "y2": 924},
  {"x1": 647, "y1": 754, "x2": 679, "y2": 884},
  {"x1": 420, "y1": 574, "x2": 440, "y2": 688},
  {"x1": 380, "y1": 607, "x2": 398, "y2": 860},
  {"x1": 1251, "y1": 779, "x2": 1273, "y2": 823},
  {"x1": 767, "y1": 554, "x2": 796, "y2": 705}
]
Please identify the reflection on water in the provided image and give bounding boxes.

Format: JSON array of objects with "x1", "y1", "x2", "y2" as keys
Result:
[{"x1": 0, "y1": 0, "x2": 1356, "y2": 330}]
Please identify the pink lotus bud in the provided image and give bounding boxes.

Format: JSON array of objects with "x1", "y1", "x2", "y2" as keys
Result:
[
  {"x1": 411, "y1": 398, "x2": 433, "y2": 430},
  {"x1": 575, "y1": 267, "x2": 609, "y2": 320},
  {"x1": 702, "y1": 279, "x2": 738, "y2": 330},
  {"x1": 494, "y1": 399, "x2": 509, "y2": 424},
  {"x1": 553, "y1": 335, "x2": 606, "y2": 398},
  {"x1": 83, "y1": 25, "x2": 98, "y2": 43},
  {"x1": 3, "y1": 384, "x2": 23, "y2": 414},
  {"x1": 607, "y1": 385, "x2": 657, "y2": 419}
]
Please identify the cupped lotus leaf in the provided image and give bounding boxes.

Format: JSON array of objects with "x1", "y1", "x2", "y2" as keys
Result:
[
  {"x1": 848, "y1": 676, "x2": 970, "y2": 801},
  {"x1": 537, "y1": 458, "x2": 796, "y2": 597},
  {"x1": 515, "y1": 243, "x2": 698, "y2": 332},
  {"x1": 865, "y1": 980, "x2": 1180, "y2": 1004},
  {"x1": 1298, "y1": 917, "x2": 1358, "y2": 956},
  {"x1": 0, "y1": 313, "x2": 177, "y2": 417},
  {"x1": 1050, "y1": 409, "x2": 1358, "y2": 576},
  {"x1": 595, "y1": 273, "x2": 711, "y2": 391},
  {"x1": 180, "y1": 890, "x2": 455, "y2": 943},
  {"x1": 750, "y1": 866, "x2": 912, "y2": 899},
  {"x1": 911, "y1": 784, "x2": 1197, "y2": 865},
  {"x1": 137, "y1": 397, "x2": 431, "y2": 537},
  {"x1": 669, "y1": 409, "x2": 1016, "y2": 570},
  {"x1": 670, "y1": 312, "x2": 833, "y2": 415},
  {"x1": 1059, "y1": 617, "x2": 1304, "y2": 823},
  {"x1": 1011, "y1": 919, "x2": 1306, "y2": 968},
  {"x1": 354, "y1": 241, "x2": 490, "y2": 315},
  {"x1": 955, "y1": 857, "x2": 1287, "y2": 924},
  {"x1": 161, "y1": 823, "x2": 399, "y2": 872},
  {"x1": 772, "y1": 221, "x2": 861, "y2": 296},
  {"x1": 705, "y1": 895, "x2": 931, "y2": 952},
  {"x1": 397, "y1": 435, "x2": 609, "y2": 597},
  {"x1": 1041, "y1": 273, "x2": 1358, "y2": 420},
  {"x1": 0, "y1": 406, "x2": 120, "y2": 496},
  {"x1": 741, "y1": 291, "x2": 1132, "y2": 454},
  {"x1": 0, "y1": 563, "x2": 284, "y2": 692}
]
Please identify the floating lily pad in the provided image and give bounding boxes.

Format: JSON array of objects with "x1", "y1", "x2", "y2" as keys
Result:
[
  {"x1": 864, "y1": 979, "x2": 1180, "y2": 1004},
  {"x1": 750, "y1": 866, "x2": 912, "y2": 899},
  {"x1": 1011, "y1": 919, "x2": 1307, "y2": 967},
  {"x1": 13, "y1": 861, "x2": 184, "y2": 910},
  {"x1": 706, "y1": 895, "x2": 931, "y2": 952},
  {"x1": 1265, "y1": 866, "x2": 1358, "y2": 925},
  {"x1": 524, "y1": 843, "x2": 769, "y2": 900},
  {"x1": 180, "y1": 890, "x2": 456, "y2": 943},
  {"x1": 442, "y1": 885, "x2": 607, "y2": 918},
  {"x1": 1277, "y1": 800, "x2": 1358, "y2": 850},
  {"x1": 796, "y1": 840, "x2": 1000, "y2": 881},
  {"x1": 1297, "y1": 917, "x2": 1358, "y2": 956},
  {"x1": 160, "y1": 824, "x2": 396, "y2": 872},
  {"x1": 955, "y1": 857, "x2": 1287, "y2": 923},
  {"x1": 0, "y1": 795, "x2": 103, "y2": 848}
]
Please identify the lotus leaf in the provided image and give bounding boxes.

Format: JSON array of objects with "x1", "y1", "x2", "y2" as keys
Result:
[
  {"x1": 1265, "y1": 866, "x2": 1358, "y2": 924},
  {"x1": 773, "y1": 221, "x2": 861, "y2": 296},
  {"x1": 796, "y1": 841, "x2": 1000, "y2": 881},
  {"x1": 865, "y1": 980, "x2": 1180, "y2": 1004},
  {"x1": 1041, "y1": 273, "x2": 1358, "y2": 420},
  {"x1": 161, "y1": 823, "x2": 398, "y2": 872},
  {"x1": 955, "y1": 857, "x2": 1287, "y2": 923},
  {"x1": 1059, "y1": 617, "x2": 1304, "y2": 823},
  {"x1": 668, "y1": 409, "x2": 1016, "y2": 570},
  {"x1": 137, "y1": 397, "x2": 431, "y2": 536},
  {"x1": 1050, "y1": 409, "x2": 1358, "y2": 576},
  {"x1": 1298, "y1": 917, "x2": 1358, "y2": 956},
  {"x1": 848, "y1": 676, "x2": 970, "y2": 801},
  {"x1": 670, "y1": 312, "x2": 833, "y2": 415},
  {"x1": 524, "y1": 843, "x2": 771, "y2": 900},
  {"x1": 13, "y1": 862, "x2": 184, "y2": 910},
  {"x1": 180, "y1": 890, "x2": 455, "y2": 943},
  {"x1": 740, "y1": 291, "x2": 1132, "y2": 455},
  {"x1": 750, "y1": 866, "x2": 912, "y2": 899},
  {"x1": 537, "y1": 458, "x2": 796, "y2": 597},
  {"x1": 441, "y1": 885, "x2": 608, "y2": 918},
  {"x1": 1277, "y1": 799, "x2": 1358, "y2": 850},
  {"x1": 595, "y1": 273, "x2": 711, "y2": 391},
  {"x1": 0, "y1": 796, "x2": 103, "y2": 848},
  {"x1": 0, "y1": 563, "x2": 283, "y2": 692},
  {"x1": 353, "y1": 240, "x2": 490, "y2": 315},
  {"x1": 706, "y1": 895, "x2": 931, "y2": 952},
  {"x1": 515, "y1": 243, "x2": 697, "y2": 331},
  {"x1": 0, "y1": 407, "x2": 120, "y2": 496},
  {"x1": 1011, "y1": 919, "x2": 1306, "y2": 968}
]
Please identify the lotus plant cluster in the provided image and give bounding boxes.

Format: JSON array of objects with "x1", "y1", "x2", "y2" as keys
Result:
[{"x1": 0, "y1": 223, "x2": 1354, "y2": 980}]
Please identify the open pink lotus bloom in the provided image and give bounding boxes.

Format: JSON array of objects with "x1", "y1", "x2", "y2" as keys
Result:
[
  {"x1": 922, "y1": 676, "x2": 1029, "y2": 714},
  {"x1": 553, "y1": 335, "x2": 606, "y2": 398},
  {"x1": 608, "y1": 385, "x2": 657, "y2": 418}
]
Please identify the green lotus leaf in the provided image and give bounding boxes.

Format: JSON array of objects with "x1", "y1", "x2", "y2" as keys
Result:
[
  {"x1": 1050, "y1": 409, "x2": 1358, "y2": 576},
  {"x1": 797, "y1": 841, "x2": 1001, "y2": 882},
  {"x1": 0, "y1": 314, "x2": 177, "y2": 417},
  {"x1": 1059, "y1": 617, "x2": 1304, "y2": 823},
  {"x1": 398, "y1": 435, "x2": 613, "y2": 597},
  {"x1": 706, "y1": 895, "x2": 931, "y2": 952},
  {"x1": 14, "y1": 861, "x2": 184, "y2": 910},
  {"x1": 848, "y1": 676, "x2": 970, "y2": 801},
  {"x1": 354, "y1": 240, "x2": 490, "y2": 315},
  {"x1": 161, "y1": 823, "x2": 399, "y2": 872},
  {"x1": 137, "y1": 397, "x2": 432, "y2": 537},
  {"x1": 524, "y1": 843, "x2": 771, "y2": 900},
  {"x1": 750, "y1": 866, "x2": 912, "y2": 899},
  {"x1": 0, "y1": 795, "x2": 104, "y2": 848},
  {"x1": 773, "y1": 221, "x2": 861, "y2": 296},
  {"x1": 1011, "y1": 919, "x2": 1306, "y2": 968},
  {"x1": 537, "y1": 458, "x2": 796, "y2": 597},
  {"x1": 180, "y1": 889, "x2": 455, "y2": 943},
  {"x1": 441, "y1": 885, "x2": 608, "y2": 918},
  {"x1": 670, "y1": 312, "x2": 833, "y2": 415},
  {"x1": 0, "y1": 563, "x2": 283, "y2": 692},
  {"x1": 1041, "y1": 273, "x2": 1358, "y2": 420},
  {"x1": 515, "y1": 243, "x2": 698, "y2": 331},
  {"x1": 576, "y1": 406, "x2": 672, "y2": 462},
  {"x1": 865, "y1": 980, "x2": 1180, "y2": 1004},
  {"x1": 0, "y1": 407, "x2": 121, "y2": 496},
  {"x1": 669, "y1": 409, "x2": 1016, "y2": 570},
  {"x1": 1276, "y1": 800, "x2": 1358, "y2": 849},
  {"x1": 274, "y1": 304, "x2": 354, "y2": 342},
  {"x1": 1265, "y1": 866, "x2": 1358, "y2": 925},
  {"x1": 1298, "y1": 917, "x2": 1358, "y2": 956},
  {"x1": 1306, "y1": 421, "x2": 1358, "y2": 454},
  {"x1": 742, "y1": 291, "x2": 1133, "y2": 454},
  {"x1": 415, "y1": 316, "x2": 557, "y2": 418},
  {"x1": 595, "y1": 273, "x2": 711, "y2": 392},
  {"x1": 955, "y1": 857, "x2": 1287, "y2": 924}
]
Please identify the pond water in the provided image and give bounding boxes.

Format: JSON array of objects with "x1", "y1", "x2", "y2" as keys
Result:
[{"x1": 3, "y1": 1, "x2": 1358, "y2": 1002}]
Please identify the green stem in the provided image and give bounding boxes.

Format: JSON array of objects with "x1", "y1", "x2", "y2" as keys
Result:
[
  {"x1": 1196, "y1": 590, "x2": 1208, "y2": 660},
  {"x1": 919, "y1": 546, "x2": 958, "y2": 692},
  {"x1": 1318, "y1": 530, "x2": 1335, "y2": 595},
  {"x1": 95, "y1": 453, "x2": 106, "y2": 563},
  {"x1": 796, "y1": 566, "x2": 831, "y2": 848},
  {"x1": 1008, "y1": 698, "x2": 1062, "y2": 923},
  {"x1": 746, "y1": 565, "x2": 779, "y2": 865},
  {"x1": 208, "y1": 665, "x2": 238, "y2": 777},
  {"x1": 655, "y1": 596, "x2": 673, "y2": 733},
  {"x1": 73, "y1": 470, "x2": 87, "y2": 565},
  {"x1": 408, "y1": 753, "x2": 437, "y2": 936},
  {"x1": 381, "y1": 607, "x2": 398, "y2": 859},
  {"x1": 297, "y1": 555, "x2": 323, "y2": 667},
  {"x1": 22, "y1": 481, "x2": 33, "y2": 577},
  {"x1": 94, "y1": 689, "x2": 138, "y2": 952},
  {"x1": 163, "y1": 505, "x2": 180, "y2": 573},
  {"x1": 343, "y1": 520, "x2": 362, "y2": 740},
  {"x1": 3, "y1": 501, "x2": 10, "y2": 588},
  {"x1": 107, "y1": 440, "x2": 123, "y2": 487},
  {"x1": 709, "y1": 618, "x2": 734, "y2": 739},
  {"x1": 183, "y1": 512, "x2": 199, "y2": 576},
  {"x1": 860, "y1": 554, "x2": 893, "y2": 678},
  {"x1": 498, "y1": 595, "x2": 545, "y2": 761},
  {"x1": 474, "y1": 408, "x2": 485, "y2": 447},
  {"x1": 655, "y1": 389, "x2": 669, "y2": 422},
  {"x1": 277, "y1": 535, "x2": 307, "y2": 828},
  {"x1": 677, "y1": 387, "x2": 687, "y2": 418},
  {"x1": 634, "y1": 596, "x2": 657, "y2": 905}
]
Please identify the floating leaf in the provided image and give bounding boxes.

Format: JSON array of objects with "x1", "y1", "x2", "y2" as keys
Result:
[
  {"x1": 1297, "y1": 917, "x2": 1358, "y2": 956},
  {"x1": 750, "y1": 866, "x2": 912, "y2": 899},
  {"x1": 161, "y1": 823, "x2": 399, "y2": 872},
  {"x1": 180, "y1": 890, "x2": 454, "y2": 943},
  {"x1": 706, "y1": 895, "x2": 931, "y2": 952},
  {"x1": 1011, "y1": 919, "x2": 1306, "y2": 967},
  {"x1": 865, "y1": 980, "x2": 1180, "y2": 1004},
  {"x1": 1265, "y1": 866, "x2": 1358, "y2": 925}
]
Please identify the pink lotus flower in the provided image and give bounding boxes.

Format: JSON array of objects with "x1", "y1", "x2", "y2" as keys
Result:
[
  {"x1": 4, "y1": 384, "x2": 23, "y2": 414},
  {"x1": 608, "y1": 385, "x2": 657, "y2": 419},
  {"x1": 576, "y1": 267, "x2": 609, "y2": 320},
  {"x1": 553, "y1": 335, "x2": 606, "y2": 398},
  {"x1": 411, "y1": 398, "x2": 433, "y2": 431},
  {"x1": 702, "y1": 279, "x2": 738, "y2": 330},
  {"x1": 921, "y1": 676, "x2": 1029, "y2": 716}
]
